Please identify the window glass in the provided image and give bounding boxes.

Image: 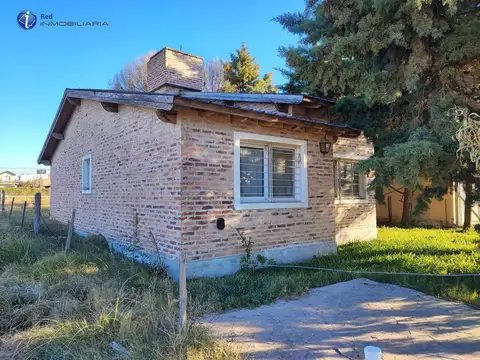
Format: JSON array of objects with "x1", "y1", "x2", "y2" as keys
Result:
[
  {"x1": 272, "y1": 148, "x2": 295, "y2": 198},
  {"x1": 240, "y1": 147, "x2": 264, "y2": 198},
  {"x1": 336, "y1": 160, "x2": 362, "y2": 198},
  {"x1": 82, "y1": 156, "x2": 91, "y2": 192}
]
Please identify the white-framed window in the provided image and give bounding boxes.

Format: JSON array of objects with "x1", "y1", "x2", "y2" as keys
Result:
[
  {"x1": 81, "y1": 154, "x2": 92, "y2": 194},
  {"x1": 234, "y1": 132, "x2": 308, "y2": 210},
  {"x1": 334, "y1": 159, "x2": 366, "y2": 200}
]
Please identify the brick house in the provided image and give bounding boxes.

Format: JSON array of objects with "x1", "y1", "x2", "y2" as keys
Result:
[{"x1": 38, "y1": 47, "x2": 376, "y2": 278}]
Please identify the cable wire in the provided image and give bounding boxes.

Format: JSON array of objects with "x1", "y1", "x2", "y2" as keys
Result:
[{"x1": 257, "y1": 264, "x2": 480, "y2": 277}]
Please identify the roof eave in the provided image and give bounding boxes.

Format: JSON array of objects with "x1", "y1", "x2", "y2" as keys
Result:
[
  {"x1": 173, "y1": 97, "x2": 361, "y2": 137},
  {"x1": 38, "y1": 89, "x2": 176, "y2": 164}
]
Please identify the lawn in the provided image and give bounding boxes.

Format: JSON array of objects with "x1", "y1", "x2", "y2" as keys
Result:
[
  {"x1": 190, "y1": 227, "x2": 480, "y2": 312},
  {"x1": 0, "y1": 215, "x2": 478, "y2": 359}
]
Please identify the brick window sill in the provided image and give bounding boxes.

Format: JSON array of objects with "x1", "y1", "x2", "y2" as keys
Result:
[
  {"x1": 235, "y1": 201, "x2": 308, "y2": 210},
  {"x1": 335, "y1": 198, "x2": 373, "y2": 205}
]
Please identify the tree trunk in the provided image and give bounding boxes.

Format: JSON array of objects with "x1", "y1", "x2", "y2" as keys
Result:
[
  {"x1": 463, "y1": 181, "x2": 473, "y2": 231},
  {"x1": 401, "y1": 188, "x2": 412, "y2": 224}
]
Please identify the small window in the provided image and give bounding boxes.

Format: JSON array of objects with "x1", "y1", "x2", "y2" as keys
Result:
[
  {"x1": 235, "y1": 132, "x2": 308, "y2": 210},
  {"x1": 82, "y1": 154, "x2": 92, "y2": 194},
  {"x1": 334, "y1": 160, "x2": 365, "y2": 199}
]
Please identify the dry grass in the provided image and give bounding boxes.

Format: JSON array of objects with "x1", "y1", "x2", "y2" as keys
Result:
[
  {"x1": 0, "y1": 217, "x2": 240, "y2": 359},
  {"x1": 1, "y1": 210, "x2": 478, "y2": 359}
]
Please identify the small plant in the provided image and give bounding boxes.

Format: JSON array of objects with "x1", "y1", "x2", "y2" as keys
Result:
[{"x1": 237, "y1": 229, "x2": 276, "y2": 270}]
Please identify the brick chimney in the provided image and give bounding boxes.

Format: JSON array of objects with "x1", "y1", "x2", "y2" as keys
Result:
[{"x1": 147, "y1": 47, "x2": 203, "y2": 93}]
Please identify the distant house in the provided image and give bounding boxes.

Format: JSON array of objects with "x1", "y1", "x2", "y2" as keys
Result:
[
  {"x1": 0, "y1": 171, "x2": 16, "y2": 187},
  {"x1": 38, "y1": 47, "x2": 377, "y2": 279},
  {"x1": 17, "y1": 171, "x2": 51, "y2": 188},
  {"x1": 377, "y1": 181, "x2": 480, "y2": 227}
]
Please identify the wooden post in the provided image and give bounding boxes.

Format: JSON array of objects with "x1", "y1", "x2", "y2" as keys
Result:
[
  {"x1": 33, "y1": 192, "x2": 41, "y2": 234},
  {"x1": 9, "y1": 197, "x2": 15, "y2": 219},
  {"x1": 65, "y1": 209, "x2": 76, "y2": 252},
  {"x1": 178, "y1": 254, "x2": 187, "y2": 329},
  {"x1": 21, "y1": 201, "x2": 27, "y2": 228},
  {"x1": 1, "y1": 190, "x2": 5, "y2": 213},
  {"x1": 387, "y1": 196, "x2": 392, "y2": 223}
]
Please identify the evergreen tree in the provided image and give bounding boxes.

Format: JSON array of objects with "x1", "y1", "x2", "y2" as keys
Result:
[
  {"x1": 222, "y1": 43, "x2": 277, "y2": 93},
  {"x1": 276, "y1": 0, "x2": 480, "y2": 225}
]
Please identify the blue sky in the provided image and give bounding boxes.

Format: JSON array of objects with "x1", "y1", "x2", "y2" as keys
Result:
[{"x1": 0, "y1": 0, "x2": 303, "y2": 171}]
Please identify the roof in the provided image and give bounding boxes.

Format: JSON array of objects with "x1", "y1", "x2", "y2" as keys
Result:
[
  {"x1": 38, "y1": 88, "x2": 361, "y2": 164},
  {"x1": 180, "y1": 92, "x2": 334, "y2": 105},
  {"x1": 0, "y1": 171, "x2": 16, "y2": 176},
  {"x1": 190, "y1": 99, "x2": 355, "y2": 130}
]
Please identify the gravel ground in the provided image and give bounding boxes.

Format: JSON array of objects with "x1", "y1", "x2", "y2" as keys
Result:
[{"x1": 202, "y1": 278, "x2": 480, "y2": 359}]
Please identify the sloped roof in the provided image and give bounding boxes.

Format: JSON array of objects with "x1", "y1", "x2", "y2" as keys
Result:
[
  {"x1": 38, "y1": 89, "x2": 361, "y2": 164},
  {"x1": 180, "y1": 92, "x2": 334, "y2": 105},
  {"x1": 190, "y1": 99, "x2": 355, "y2": 130},
  {"x1": 0, "y1": 171, "x2": 16, "y2": 176}
]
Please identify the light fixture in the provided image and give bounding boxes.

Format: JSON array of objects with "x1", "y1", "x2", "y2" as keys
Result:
[{"x1": 319, "y1": 137, "x2": 332, "y2": 156}]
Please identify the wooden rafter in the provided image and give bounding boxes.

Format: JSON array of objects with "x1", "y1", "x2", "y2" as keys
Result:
[
  {"x1": 155, "y1": 110, "x2": 177, "y2": 124},
  {"x1": 174, "y1": 97, "x2": 359, "y2": 137},
  {"x1": 66, "y1": 97, "x2": 81, "y2": 106},
  {"x1": 101, "y1": 102, "x2": 119, "y2": 113}
]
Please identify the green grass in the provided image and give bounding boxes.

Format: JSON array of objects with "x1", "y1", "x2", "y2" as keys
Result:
[
  {"x1": 190, "y1": 227, "x2": 480, "y2": 312},
  {"x1": 0, "y1": 214, "x2": 478, "y2": 359},
  {"x1": 0, "y1": 187, "x2": 50, "y2": 196}
]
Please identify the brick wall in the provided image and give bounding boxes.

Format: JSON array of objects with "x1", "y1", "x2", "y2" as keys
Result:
[
  {"x1": 179, "y1": 108, "x2": 337, "y2": 261},
  {"x1": 333, "y1": 134, "x2": 377, "y2": 243},
  {"x1": 50, "y1": 100, "x2": 376, "y2": 273},
  {"x1": 50, "y1": 100, "x2": 182, "y2": 259},
  {"x1": 147, "y1": 48, "x2": 203, "y2": 93},
  {"x1": 334, "y1": 134, "x2": 374, "y2": 158}
]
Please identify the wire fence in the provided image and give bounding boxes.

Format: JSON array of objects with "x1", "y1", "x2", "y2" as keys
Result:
[{"x1": 3, "y1": 195, "x2": 50, "y2": 225}]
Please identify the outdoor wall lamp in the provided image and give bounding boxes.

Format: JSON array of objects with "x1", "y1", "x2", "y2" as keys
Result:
[{"x1": 319, "y1": 139, "x2": 332, "y2": 156}]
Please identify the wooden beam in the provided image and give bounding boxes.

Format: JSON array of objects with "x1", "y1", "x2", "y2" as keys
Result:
[
  {"x1": 174, "y1": 97, "x2": 359, "y2": 137},
  {"x1": 52, "y1": 132, "x2": 64, "y2": 140},
  {"x1": 101, "y1": 102, "x2": 119, "y2": 113},
  {"x1": 155, "y1": 110, "x2": 177, "y2": 124},
  {"x1": 66, "y1": 97, "x2": 81, "y2": 106},
  {"x1": 40, "y1": 160, "x2": 51, "y2": 166},
  {"x1": 175, "y1": 97, "x2": 282, "y2": 123},
  {"x1": 66, "y1": 89, "x2": 174, "y2": 110}
]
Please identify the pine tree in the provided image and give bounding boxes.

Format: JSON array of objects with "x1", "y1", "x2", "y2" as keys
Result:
[
  {"x1": 276, "y1": 0, "x2": 480, "y2": 225},
  {"x1": 222, "y1": 43, "x2": 277, "y2": 93}
]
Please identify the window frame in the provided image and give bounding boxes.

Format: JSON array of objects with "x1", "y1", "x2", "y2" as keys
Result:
[
  {"x1": 334, "y1": 156, "x2": 368, "y2": 203},
  {"x1": 234, "y1": 132, "x2": 308, "y2": 210},
  {"x1": 81, "y1": 154, "x2": 92, "y2": 194}
]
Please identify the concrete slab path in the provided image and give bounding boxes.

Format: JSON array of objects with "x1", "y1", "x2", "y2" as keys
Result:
[{"x1": 202, "y1": 279, "x2": 480, "y2": 359}]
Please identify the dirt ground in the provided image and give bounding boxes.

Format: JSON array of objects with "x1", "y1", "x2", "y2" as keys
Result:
[{"x1": 202, "y1": 279, "x2": 480, "y2": 360}]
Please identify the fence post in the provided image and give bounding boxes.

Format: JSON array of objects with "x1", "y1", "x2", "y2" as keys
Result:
[
  {"x1": 1, "y1": 190, "x2": 5, "y2": 213},
  {"x1": 179, "y1": 254, "x2": 187, "y2": 329},
  {"x1": 65, "y1": 209, "x2": 76, "y2": 253},
  {"x1": 21, "y1": 201, "x2": 27, "y2": 228},
  {"x1": 9, "y1": 197, "x2": 15, "y2": 219},
  {"x1": 33, "y1": 192, "x2": 41, "y2": 234}
]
